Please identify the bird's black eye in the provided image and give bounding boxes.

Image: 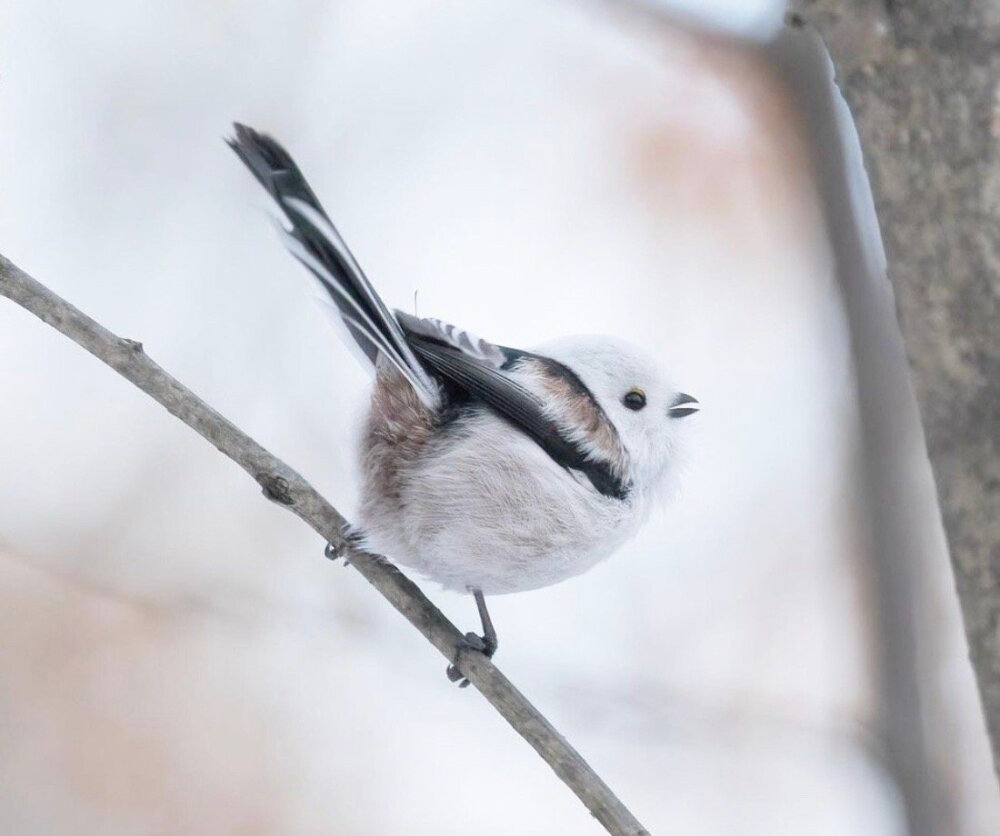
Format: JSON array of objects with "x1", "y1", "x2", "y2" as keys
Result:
[{"x1": 622, "y1": 388, "x2": 646, "y2": 411}]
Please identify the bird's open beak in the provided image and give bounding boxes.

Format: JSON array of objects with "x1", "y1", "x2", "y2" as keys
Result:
[{"x1": 669, "y1": 393, "x2": 699, "y2": 418}]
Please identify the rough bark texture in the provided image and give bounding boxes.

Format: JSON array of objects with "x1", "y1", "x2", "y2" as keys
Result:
[
  {"x1": 790, "y1": 0, "x2": 1000, "y2": 779},
  {"x1": 0, "y1": 253, "x2": 649, "y2": 836}
]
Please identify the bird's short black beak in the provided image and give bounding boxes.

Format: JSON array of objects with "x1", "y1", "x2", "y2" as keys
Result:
[{"x1": 669, "y1": 393, "x2": 699, "y2": 418}]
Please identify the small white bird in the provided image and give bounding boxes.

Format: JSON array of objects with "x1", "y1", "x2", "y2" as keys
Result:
[{"x1": 229, "y1": 124, "x2": 698, "y2": 680}]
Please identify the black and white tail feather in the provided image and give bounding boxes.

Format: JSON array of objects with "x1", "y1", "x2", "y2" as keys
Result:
[
  {"x1": 227, "y1": 123, "x2": 643, "y2": 502},
  {"x1": 226, "y1": 123, "x2": 442, "y2": 409}
]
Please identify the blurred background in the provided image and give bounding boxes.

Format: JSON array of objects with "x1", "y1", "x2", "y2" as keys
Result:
[{"x1": 1, "y1": 0, "x2": 997, "y2": 833}]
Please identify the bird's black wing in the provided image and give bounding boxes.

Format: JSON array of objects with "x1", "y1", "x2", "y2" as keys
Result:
[{"x1": 396, "y1": 312, "x2": 629, "y2": 500}]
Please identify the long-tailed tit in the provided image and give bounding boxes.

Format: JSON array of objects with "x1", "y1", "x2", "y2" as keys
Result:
[{"x1": 228, "y1": 124, "x2": 698, "y2": 681}]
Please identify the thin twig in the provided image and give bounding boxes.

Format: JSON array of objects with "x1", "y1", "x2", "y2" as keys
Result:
[{"x1": 0, "y1": 252, "x2": 649, "y2": 836}]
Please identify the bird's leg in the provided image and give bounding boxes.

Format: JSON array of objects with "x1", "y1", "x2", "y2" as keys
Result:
[
  {"x1": 447, "y1": 589, "x2": 499, "y2": 687},
  {"x1": 473, "y1": 589, "x2": 498, "y2": 657}
]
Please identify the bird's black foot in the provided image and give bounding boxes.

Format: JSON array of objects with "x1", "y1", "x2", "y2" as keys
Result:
[
  {"x1": 446, "y1": 590, "x2": 498, "y2": 688},
  {"x1": 325, "y1": 524, "x2": 365, "y2": 565},
  {"x1": 446, "y1": 631, "x2": 498, "y2": 688}
]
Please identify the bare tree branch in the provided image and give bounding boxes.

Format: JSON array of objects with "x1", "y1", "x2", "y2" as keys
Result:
[
  {"x1": 786, "y1": 0, "x2": 1000, "y2": 789},
  {"x1": 0, "y1": 252, "x2": 650, "y2": 836}
]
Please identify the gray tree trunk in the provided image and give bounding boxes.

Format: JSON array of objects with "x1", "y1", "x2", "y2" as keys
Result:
[{"x1": 790, "y1": 0, "x2": 1000, "y2": 783}]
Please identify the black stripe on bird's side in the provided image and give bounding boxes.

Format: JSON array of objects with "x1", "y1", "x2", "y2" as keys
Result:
[
  {"x1": 504, "y1": 350, "x2": 631, "y2": 501},
  {"x1": 407, "y1": 339, "x2": 630, "y2": 501}
]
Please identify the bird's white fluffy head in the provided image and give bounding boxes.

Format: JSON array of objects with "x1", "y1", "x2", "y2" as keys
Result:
[{"x1": 536, "y1": 335, "x2": 697, "y2": 498}]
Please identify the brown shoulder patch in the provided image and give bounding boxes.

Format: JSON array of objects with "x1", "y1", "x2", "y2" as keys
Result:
[{"x1": 519, "y1": 357, "x2": 629, "y2": 481}]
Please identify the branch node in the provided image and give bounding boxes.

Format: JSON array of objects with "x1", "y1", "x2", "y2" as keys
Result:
[
  {"x1": 258, "y1": 473, "x2": 294, "y2": 505},
  {"x1": 121, "y1": 338, "x2": 144, "y2": 354}
]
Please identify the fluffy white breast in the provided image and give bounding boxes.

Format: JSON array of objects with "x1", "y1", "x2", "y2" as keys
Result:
[{"x1": 360, "y1": 407, "x2": 648, "y2": 594}]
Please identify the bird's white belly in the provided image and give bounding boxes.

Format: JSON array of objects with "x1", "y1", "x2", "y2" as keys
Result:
[{"x1": 359, "y1": 411, "x2": 644, "y2": 594}]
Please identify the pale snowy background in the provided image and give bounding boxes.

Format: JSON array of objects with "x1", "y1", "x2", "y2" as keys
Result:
[{"x1": 1, "y1": 0, "x2": 996, "y2": 833}]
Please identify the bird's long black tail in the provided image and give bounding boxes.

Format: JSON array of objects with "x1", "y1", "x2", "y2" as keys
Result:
[{"x1": 227, "y1": 123, "x2": 440, "y2": 407}]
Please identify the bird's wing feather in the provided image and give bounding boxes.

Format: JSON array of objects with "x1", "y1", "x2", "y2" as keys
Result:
[
  {"x1": 394, "y1": 311, "x2": 506, "y2": 366},
  {"x1": 408, "y1": 341, "x2": 553, "y2": 439},
  {"x1": 397, "y1": 315, "x2": 629, "y2": 499}
]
